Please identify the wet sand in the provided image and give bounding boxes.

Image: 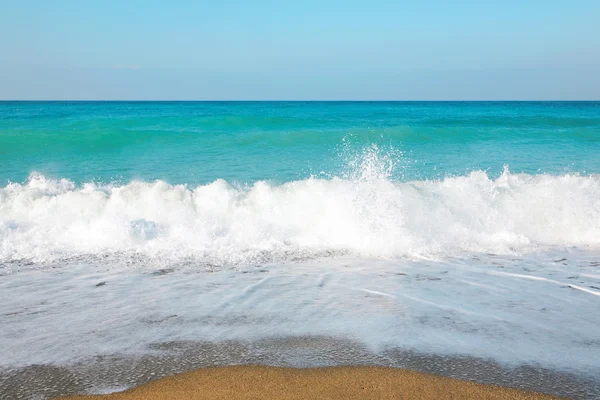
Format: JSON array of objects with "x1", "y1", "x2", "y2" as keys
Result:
[
  {"x1": 4, "y1": 338, "x2": 597, "y2": 399},
  {"x1": 57, "y1": 365, "x2": 560, "y2": 400}
]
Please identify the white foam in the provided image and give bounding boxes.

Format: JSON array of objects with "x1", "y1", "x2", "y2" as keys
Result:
[
  {"x1": 2, "y1": 253, "x2": 599, "y2": 377},
  {"x1": 1, "y1": 166, "x2": 600, "y2": 265},
  {"x1": 489, "y1": 270, "x2": 600, "y2": 297}
]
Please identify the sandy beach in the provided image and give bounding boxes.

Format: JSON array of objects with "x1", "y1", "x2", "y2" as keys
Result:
[{"x1": 57, "y1": 365, "x2": 561, "y2": 400}]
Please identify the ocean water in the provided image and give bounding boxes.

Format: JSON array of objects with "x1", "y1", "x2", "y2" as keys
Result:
[{"x1": 1, "y1": 101, "x2": 600, "y2": 398}]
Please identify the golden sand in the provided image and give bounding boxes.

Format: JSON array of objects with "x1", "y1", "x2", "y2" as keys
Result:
[{"x1": 58, "y1": 365, "x2": 562, "y2": 400}]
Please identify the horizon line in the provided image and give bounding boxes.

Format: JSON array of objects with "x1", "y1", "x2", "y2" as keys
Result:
[{"x1": 1, "y1": 99, "x2": 599, "y2": 102}]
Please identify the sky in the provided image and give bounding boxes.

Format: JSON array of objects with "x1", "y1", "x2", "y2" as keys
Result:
[{"x1": 1, "y1": 0, "x2": 599, "y2": 100}]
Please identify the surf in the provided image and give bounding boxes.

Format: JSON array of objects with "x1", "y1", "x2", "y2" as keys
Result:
[{"x1": 1, "y1": 163, "x2": 599, "y2": 266}]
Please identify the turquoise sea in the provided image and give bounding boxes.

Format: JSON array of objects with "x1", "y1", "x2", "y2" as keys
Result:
[
  {"x1": 2, "y1": 101, "x2": 600, "y2": 186},
  {"x1": 1, "y1": 101, "x2": 600, "y2": 399}
]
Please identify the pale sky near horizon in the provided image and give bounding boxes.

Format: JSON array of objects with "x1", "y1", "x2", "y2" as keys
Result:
[{"x1": 1, "y1": 0, "x2": 599, "y2": 100}]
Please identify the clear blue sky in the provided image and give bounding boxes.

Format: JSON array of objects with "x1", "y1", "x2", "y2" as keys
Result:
[{"x1": 1, "y1": 0, "x2": 599, "y2": 100}]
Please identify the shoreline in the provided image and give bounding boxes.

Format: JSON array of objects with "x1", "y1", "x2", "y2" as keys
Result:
[
  {"x1": 56, "y1": 365, "x2": 561, "y2": 400},
  {"x1": 3, "y1": 337, "x2": 598, "y2": 399}
]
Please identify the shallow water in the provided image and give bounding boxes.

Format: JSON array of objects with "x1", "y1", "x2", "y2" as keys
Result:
[{"x1": 2, "y1": 252, "x2": 600, "y2": 398}]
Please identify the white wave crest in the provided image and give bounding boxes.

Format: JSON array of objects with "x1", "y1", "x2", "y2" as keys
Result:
[{"x1": 1, "y1": 168, "x2": 600, "y2": 265}]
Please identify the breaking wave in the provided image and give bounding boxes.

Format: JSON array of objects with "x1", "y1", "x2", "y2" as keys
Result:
[{"x1": 1, "y1": 147, "x2": 600, "y2": 266}]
